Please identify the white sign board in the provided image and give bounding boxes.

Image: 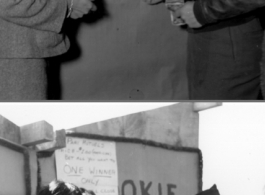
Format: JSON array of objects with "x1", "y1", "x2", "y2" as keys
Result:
[{"x1": 55, "y1": 137, "x2": 118, "y2": 195}]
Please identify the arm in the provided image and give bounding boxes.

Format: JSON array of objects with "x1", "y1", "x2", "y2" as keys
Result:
[
  {"x1": 0, "y1": 0, "x2": 68, "y2": 33},
  {"x1": 194, "y1": 0, "x2": 265, "y2": 25},
  {"x1": 173, "y1": 0, "x2": 265, "y2": 28}
]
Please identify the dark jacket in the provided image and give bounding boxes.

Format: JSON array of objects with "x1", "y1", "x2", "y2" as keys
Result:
[
  {"x1": 196, "y1": 184, "x2": 220, "y2": 195},
  {"x1": 193, "y1": 0, "x2": 265, "y2": 25},
  {"x1": 193, "y1": 0, "x2": 265, "y2": 99},
  {"x1": 0, "y1": 0, "x2": 69, "y2": 58}
]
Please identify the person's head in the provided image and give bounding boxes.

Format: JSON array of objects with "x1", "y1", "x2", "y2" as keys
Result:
[
  {"x1": 79, "y1": 188, "x2": 96, "y2": 195},
  {"x1": 38, "y1": 180, "x2": 85, "y2": 195}
]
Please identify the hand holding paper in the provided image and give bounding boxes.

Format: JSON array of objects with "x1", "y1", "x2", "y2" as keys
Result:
[
  {"x1": 165, "y1": 0, "x2": 186, "y2": 26},
  {"x1": 172, "y1": 1, "x2": 202, "y2": 28},
  {"x1": 68, "y1": 0, "x2": 97, "y2": 19}
]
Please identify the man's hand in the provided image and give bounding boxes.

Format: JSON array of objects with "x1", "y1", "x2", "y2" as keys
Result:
[
  {"x1": 67, "y1": 0, "x2": 97, "y2": 19},
  {"x1": 171, "y1": 1, "x2": 202, "y2": 28}
]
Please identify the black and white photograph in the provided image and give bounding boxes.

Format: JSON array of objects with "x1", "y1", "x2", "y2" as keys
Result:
[
  {"x1": 0, "y1": 1, "x2": 265, "y2": 195},
  {"x1": 0, "y1": 0, "x2": 264, "y2": 100},
  {"x1": 0, "y1": 102, "x2": 264, "y2": 195}
]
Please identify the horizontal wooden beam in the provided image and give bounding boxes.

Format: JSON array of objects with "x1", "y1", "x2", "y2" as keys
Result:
[
  {"x1": 193, "y1": 102, "x2": 222, "y2": 112},
  {"x1": 20, "y1": 121, "x2": 54, "y2": 146},
  {"x1": 36, "y1": 129, "x2": 66, "y2": 151}
]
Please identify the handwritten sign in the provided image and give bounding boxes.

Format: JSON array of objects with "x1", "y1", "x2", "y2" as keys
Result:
[{"x1": 55, "y1": 137, "x2": 118, "y2": 195}]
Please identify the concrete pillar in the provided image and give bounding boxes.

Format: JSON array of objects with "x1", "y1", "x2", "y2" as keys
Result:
[
  {"x1": 20, "y1": 121, "x2": 54, "y2": 146},
  {"x1": 0, "y1": 115, "x2": 21, "y2": 144}
]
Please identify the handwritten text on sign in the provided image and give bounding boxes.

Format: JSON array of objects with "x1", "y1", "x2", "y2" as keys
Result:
[{"x1": 55, "y1": 137, "x2": 118, "y2": 195}]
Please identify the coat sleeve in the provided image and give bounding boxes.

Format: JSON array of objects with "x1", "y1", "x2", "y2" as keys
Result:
[
  {"x1": 193, "y1": 0, "x2": 265, "y2": 25},
  {"x1": 0, "y1": 0, "x2": 68, "y2": 33}
]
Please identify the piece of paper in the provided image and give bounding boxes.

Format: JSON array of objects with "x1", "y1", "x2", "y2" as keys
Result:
[
  {"x1": 55, "y1": 137, "x2": 118, "y2": 195},
  {"x1": 165, "y1": 0, "x2": 185, "y2": 26}
]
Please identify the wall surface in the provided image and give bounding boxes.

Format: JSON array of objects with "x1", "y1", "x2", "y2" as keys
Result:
[
  {"x1": 198, "y1": 103, "x2": 265, "y2": 195},
  {"x1": 68, "y1": 103, "x2": 199, "y2": 147},
  {"x1": 59, "y1": 0, "x2": 189, "y2": 100},
  {"x1": 54, "y1": 137, "x2": 202, "y2": 195},
  {"x1": 0, "y1": 103, "x2": 199, "y2": 195},
  {"x1": 0, "y1": 145, "x2": 26, "y2": 195}
]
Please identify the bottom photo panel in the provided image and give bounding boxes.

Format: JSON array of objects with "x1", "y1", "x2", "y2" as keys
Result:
[{"x1": 0, "y1": 102, "x2": 263, "y2": 195}]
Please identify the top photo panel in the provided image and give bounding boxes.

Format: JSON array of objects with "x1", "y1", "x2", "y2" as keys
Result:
[{"x1": 1, "y1": 0, "x2": 264, "y2": 100}]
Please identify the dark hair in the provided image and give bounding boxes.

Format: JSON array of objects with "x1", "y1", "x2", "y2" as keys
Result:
[
  {"x1": 80, "y1": 188, "x2": 96, "y2": 195},
  {"x1": 38, "y1": 180, "x2": 83, "y2": 195}
]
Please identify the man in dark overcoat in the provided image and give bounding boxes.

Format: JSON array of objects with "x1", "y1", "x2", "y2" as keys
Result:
[
  {"x1": 144, "y1": 0, "x2": 265, "y2": 100},
  {"x1": 173, "y1": 0, "x2": 265, "y2": 100}
]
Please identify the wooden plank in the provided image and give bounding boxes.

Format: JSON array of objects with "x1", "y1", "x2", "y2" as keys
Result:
[
  {"x1": 36, "y1": 129, "x2": 66, "y2": 151},
  {"x1": 20, "y1": 121, "x2": 54, "y2": 146},
  {"x1": 55, "y1": 135, "x2": 203, "y2": 195},
  {"x1": 193, "y1": 102, "x2": 222, "y2": 112},
  {"x1": 37, "y1": 152, "x2": 57, "y2": 188},
  {"x1": 0, "y1": 138, "x2": 31, "y2": 195},
  {"x1": 28, "y1": 149, "x2": 38, "y2": 195},
  {"x1": 0, "y1": 115, "x2": 21, "y2": 144}
]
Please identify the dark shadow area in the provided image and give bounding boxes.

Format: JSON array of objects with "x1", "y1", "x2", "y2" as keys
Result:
[
  {"x1": 257, "y1": 7, "x2": 265, "y2": 100},
  {"x1": 46, "y1": 60, "x2": 62, "y2": 100},
  {"x1": 46, "y1": 0, "x2": 109, "y2": 100},
  {"x1": 258, "y1": 7, "x2": 265, "y2": 29},
  {"x1": 196, "y1": 184, "x2": 220, "y2": 195}
]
